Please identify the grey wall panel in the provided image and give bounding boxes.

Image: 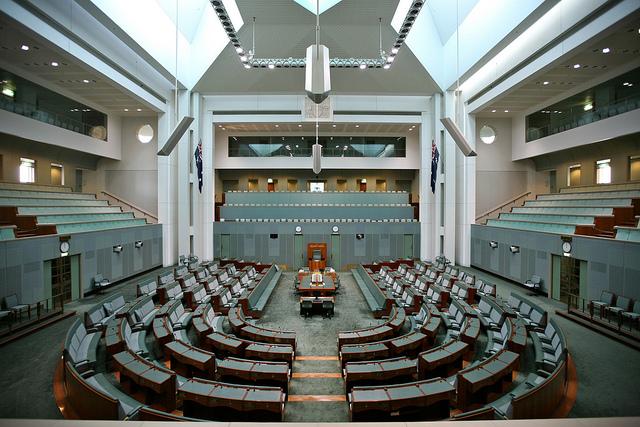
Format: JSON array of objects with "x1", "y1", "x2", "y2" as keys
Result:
[
  {"x1": 471, "y1": 224, "x2": 640, "y2": 301},
  {"x1": 0, "y1": 224, "x2": 162, "y2": 303},
  {"x1": 214, "y1": 222, "x2": 419, "y2": 270}
]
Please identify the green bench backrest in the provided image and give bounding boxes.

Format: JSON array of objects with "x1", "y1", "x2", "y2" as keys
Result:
[
  {"x1": 511, "y1": 206, "x2": 614, "y2": 215},
  {"x1": 525, "y1": 198, "x2": 632, "y2": 207},
  {"x1": 0, "y1": 197, "x2": 108, "y2": 207},
  {"x1": 56, "y1": 219, "x2": 147, "y2": 234},
  {"x1": 486, "y1": 219, "x2": 576, "y2": 235},
  {"x1": 499, "y1": 213, "x2": 595, "y2": 225},
  {"x1": 36, "y1": 212, "x2": 134, "y2": 224},
  {"x1": 0, "y1": 189, "x2": 96, "y2": 200},
  {"x1": 537, "y1": 190, "x2": 640, "y2": 200},
  {"x1": 18, "y1": 206, "x2": 122, "y2": 215}
]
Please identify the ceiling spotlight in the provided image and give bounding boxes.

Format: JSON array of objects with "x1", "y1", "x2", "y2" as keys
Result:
[
  {"x1": 491, "y1": 109, "x2": 497, "y2": 113},
  {"x1": 583, "y1": 103, "x2": 593, "y2": 111},
  {"x1": 275, "y1": 124, "x2": 279, "y2": 128},
  {"x1": 391, "y1": 47, "x2": 399, "y2": 54},
  {"x1": 298, "y1": 124, "x2": 302, "y2": 128},
  {"x1": 542, "y1": 81, "x2": 549, "y2": 85},
  {"x1": 602, "y1": 47, "x2": 610, "y2": 54},
  {"x1": 240, "y1": 55, "x2": 248, "y2": 62},
  {"x1": 222, "y1": 127, "x2": 226, "y2": 130},
  {"x1": 244, "y1": 64, "x2": 251, "y2": 69},
  {"x1": 408, "y1": 128, "x2": 413, "y2": 131},
  {"x1": 136, "y1": 108, "x2": 142, "y2": 112},
  {"x1": 295, "y1": 144, "x2": 299, "y2": 148},
  {"x1": 218, "y1": 125, "x2": 223, "y2": 128},
  {"x1": 51, "y1": 61, "x2": 59, "y2": 67},
  {"x1": 383, "y1": 64, "x2": 390, "y2": 70},
  {"x1": 504, "y1": 109, "x2": 509, "y2": 113},
  {"x1": 332, "y1": 124, "x2": 337, "y2": 127},
  {"x1": 268, "y1": 63, "x2": 275, "y2": 69},
  {"x1": 573, "y1": 64, "x2": 581, "y2": 69},
  {"x1": 124, "y1": 108, "x2": 129, "y2": 112},
  {"x1": 316, "y1": 124, "x2": 319, "y2": 128},
  {"x1": 20, "y1": 44, "x2": 29, "y2": 51},
  {"x1": 236, "y1": 47, "x2": 244, "y2": 54},
  {"x1": 82, "y1": 79, "x2": 90, "y2": 83},
  {"x1": 359, "y1": 63, "x2": 366, "y2": 69},
  {"x1": 387, "y1": 55, "x2": 395, "y2": 63},
  {"x1": 355, "y1": 124, "x2": 360, "y2": 128}
]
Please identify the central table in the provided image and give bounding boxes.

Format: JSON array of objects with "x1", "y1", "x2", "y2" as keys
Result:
[{"x1": 297, "y1": 276, "x2": 336, "y2": 296}]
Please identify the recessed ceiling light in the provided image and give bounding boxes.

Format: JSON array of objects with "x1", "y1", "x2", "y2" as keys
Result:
[
  {"x1": 504, "y1": 110, "x2": 509, "y2": 113},
  {"x1": 359, "y1": 63, "x2": 366, "y2": 69},
  {"x1": 355, "y1": 124, "x2": 359, "y2": 128},
  {"x1": 332, "y1": 124, "x2": 337, "y2": 127},
  {"x1": 628, "y1": 83, "x2": 634, "y2": 87},
  {"x1": 295, "y1": 145, "x2": 299, "y2": 148},
  {"x1": 82, "y1": 79, "x2": 90, "y2": 83},
  {"x1": 387, "y1": 55, "x2": 395, "y2": 63},
  {"x1": 408, "y1": 128, "x2": 412, "y2": 131},
  {"x1": 542, "y1": 81, "x2": 549, "y2": 85},
  {"x1": 491, "y1": 109, "x2": 497, "y2": 113},
  {"x1": 51, "y1": 61, "x2": 59, "y2": 67},
  {"x1": 391, "y1": 47, "x2": 399, "y2": 54},
  {"x1": 221, "y1": 127, "x2": 226, "y2": 130},
  {"x1": 244, "y1": 64, "x2": 251, "y2": 69},
  {"x1": 583, "y1": 103, "x2": 593, "y2": 111},
  {"x1": 298, "y1": 124, "x2": 302, "y2": 128},
  {"x1": 315, "y1": 124, "x2": 319, "y2": 128},
  {"x1": 124, "y1": 108, "x2": 129, "y2": 112},
  {"x1": 240, "y1": 55, "x2": 247, "y2": 62},
  {"x1": 275, "y1": 124, "x2": 279, "y2": 128},
  {"x1": 20, "y1": 44, "x2": 29, "y2": 51},
  {"x1": 136, "y1": 108, "x2": 142, "y2": 112},
  {"x1": 573, "y1": 64, "x2": 581, "y2": 69},
  {"x1": 268, "y1": 63, "x2": 275, "y2": 69},
  {"x1": 236, "y1": 47, "x2": 244, "y2": 54},
  {"x1": 383, "y1": 64, "x2": 390, "y2": 70},
  {"x1": 602, "y1": 47, "x2": 610, "y2": 54},
  {"x1": 218, "y1": 125, "x2": 223, "y2": 128}
]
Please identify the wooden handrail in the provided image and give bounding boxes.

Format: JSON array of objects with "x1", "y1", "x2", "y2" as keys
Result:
[
  {"x1": 98, "y1": 191, "x2": 158, "y2": 223},
  {"x1": 475, "y1": 191, "x2": 532, "y2": 224}
]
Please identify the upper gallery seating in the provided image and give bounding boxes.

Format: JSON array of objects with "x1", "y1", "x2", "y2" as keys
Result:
[
  {"x1": 0, "y1": 182, "x2": 149, "y2": 237},
  {"x1": 486, "y1": 184, "x2": 640, "y2": 237},
  {"x1": 219, "y1": 190, "x2": 416, "y2": 222}
]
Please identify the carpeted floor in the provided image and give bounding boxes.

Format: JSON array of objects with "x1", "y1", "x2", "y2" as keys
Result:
[{"x1": 0, "y1": 265, "x2": 639, "y2": 420}]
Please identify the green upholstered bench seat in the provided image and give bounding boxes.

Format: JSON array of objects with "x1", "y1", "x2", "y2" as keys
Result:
[
  {"x1": 17, "y1": 206, "x2": 123, "y2": 215},
  {"x1": 352, "y1": 267, "x2": 384, "y2": 312},
  {"x1": 511, "y1": 206, "x2": 614, "y2": 215},
  {"x1": 0, "y1": 197, "x2": 109, "y2": 207},
  {"x1": 56, "y1": 218, "x2": 147, "y2": 234},
  {"x1": 486, "y1": 219, "x2": 577, "y2": 235},
  {"x1": 0, "y1": 225, "x2": 16, "y2": 240},
  {"x1": 84, "y1": 373, "x2": 143, "y2": 419},
  {"x1": 498, "y1": 213, "x2": 596, "y2": 225},
  {"x1": 0, "y1": 189, "x2": 97, "y2": 200},
  {"x1": 524, "y1": 198, "x2": 633, "y2": 207},
  {"x1": 35, "y1": 212, "x2": 135, "y2": 224},
  {"x1": 537, "y1": 190, "x2": 640, "y2": 200},
  {"x1": 614, "y1": 226, "x2": 640, "y2": 242}
]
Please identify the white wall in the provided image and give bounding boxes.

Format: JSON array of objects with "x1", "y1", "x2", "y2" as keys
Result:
[
  {"x1": 475, "y1": 117, "x2": 536, "y2": 214},
  {"x1": 86, "y1": 116, "x2": 158, "y2": 214}
]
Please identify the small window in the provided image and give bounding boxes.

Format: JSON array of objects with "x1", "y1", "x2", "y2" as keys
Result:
[
  {"x1": 269, "y1": 234, "x2": 278, "y2": 239},
  {"x1": 596, "y1": 159, "x2": 611, "y2": 184},
  {"x1": 310, "y1": 181, "x2": 325, "y2": 192},
  {"x1": 19, "y1": 158, "x2": 35, "y2": 183}
]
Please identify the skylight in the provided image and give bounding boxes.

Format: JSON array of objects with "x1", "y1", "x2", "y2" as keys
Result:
[{"x1": 293, "y1": 0, "x2": 343, "y2": 15}]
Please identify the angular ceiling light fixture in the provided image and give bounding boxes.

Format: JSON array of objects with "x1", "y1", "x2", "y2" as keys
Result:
[
  {"x1": 209, "y1": 0, "x2": 424, "y2": 70},
  {"x1": 158, "y1": 0, "x2": 193, "y2": 156}
]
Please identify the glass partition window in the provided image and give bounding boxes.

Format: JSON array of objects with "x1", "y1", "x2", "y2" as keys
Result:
[
  {"x1": 0, "y1": 68, "x2": 108, "y2": 140},
  {"x1": 630, "y1": 156, "x2": 640, "y2": 181},
  {"x1": 526, "y1": 67, "x2": 640, "y2": 142},
  {"x1": 596, "y1": 159, "x2": 611, "y2": 184},
  {"x1": 19, "y1": 158, "x2": 35, "y2": 183},
  {"x1": 228, "y1": 136, "x2": 406, "y2": 157}
]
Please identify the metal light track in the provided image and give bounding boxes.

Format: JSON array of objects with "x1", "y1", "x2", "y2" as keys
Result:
[{"x1": 209, "y1": 0, "x2": 424, "y2": 69}]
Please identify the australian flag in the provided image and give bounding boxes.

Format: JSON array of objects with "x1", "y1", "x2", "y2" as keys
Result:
[
  {"x1": 430, "y1": 140, "x2": 439, "y2": 193},
  {"x1": 194, "y1": 141, "x2": 203, "y2": 193}
]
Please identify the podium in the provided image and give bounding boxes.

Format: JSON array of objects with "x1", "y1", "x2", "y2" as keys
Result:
[{"x1": 307, "y1": 243, "x2": 327, "y2": 271}]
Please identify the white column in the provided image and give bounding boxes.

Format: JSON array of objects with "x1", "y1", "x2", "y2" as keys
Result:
[
  {"x1": 455, "y1": 101, "x2": 476, "y2": 266},
  {"x1": 442, "y1": 91, "x2": 457, "y2": 262},
  {"x1": 176, "y1": 89, "x2": 191, "y2": 258},
  {"x1": 157, "y1": 97, "x2": 178, "y2": 266},
  {"x1": 191, "y1": 93, "x2": 214, "y2": 261},
  {"x1": 419, "y1": 109, "x2": 436, "y2": 261}
]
